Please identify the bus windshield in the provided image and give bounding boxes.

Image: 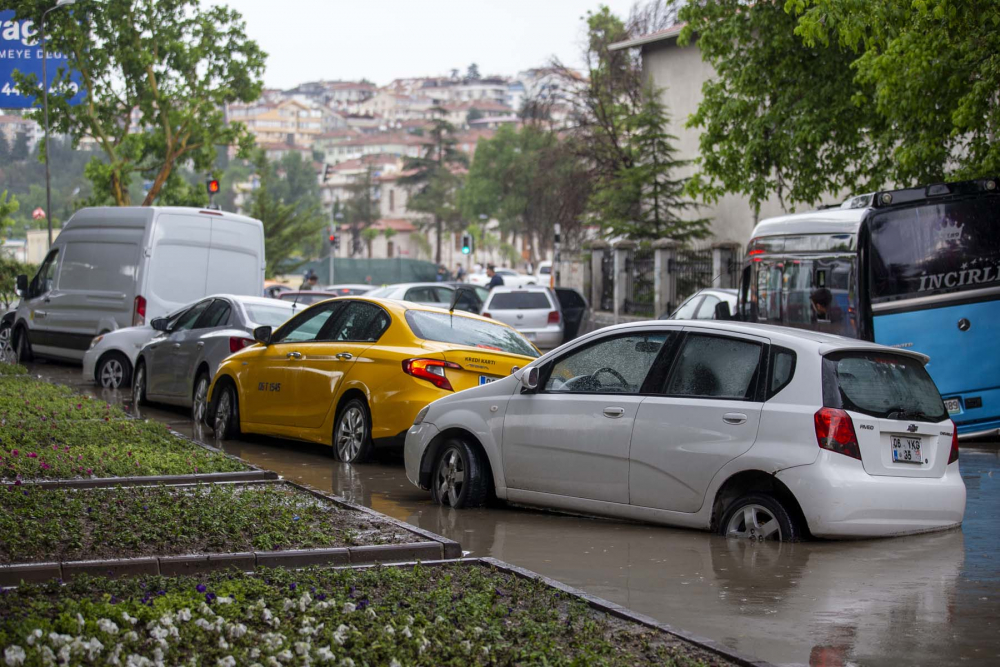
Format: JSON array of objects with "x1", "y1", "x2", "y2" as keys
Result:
[{"x1": 869, "y1": 197, "x2": 1000, "y2": 302}]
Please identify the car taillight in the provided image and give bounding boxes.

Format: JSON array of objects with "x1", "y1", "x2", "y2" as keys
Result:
[
  {"x1": 547, "y1": 310, "x2": 560, "y2": 324},
  {"x1": 948, "y1": 420, "x2": 959, "y2": 464},
  {"x1": 481, "y1": 312, "x2": 491, "y2": 318},
  {"x1": 229, "y1": 337, "x2": 255, "y2": 353},
  {"x1": 814, "y1": 408, "x2": 861, "y2": 460},
  {"x1": 402, "y1": 358, "x2": 461, "y2": 391},
  {"x1": 132, "y1": 295, "x2": 146, "y2": 326}
]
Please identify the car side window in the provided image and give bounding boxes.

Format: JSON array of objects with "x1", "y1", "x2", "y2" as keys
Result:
[
  {"x1": 327, "y1": 302, "x2": 390, "y2": 342},
  {"x1": 32, "y1": 249, "x2": 59, "y2": 297},
  {"x1": 695, "y1": 295, "x2": 720, "y2": 319},
  {"x1": 544, "y1": 333, "x2": 670, "y2": 394},
  {"x1": 663, "y1": 334, "x2": 763, "y2": 400},
  {"x1": 404, "y1": 287, "x2": 437, "y2": 303},
  {"x1": 433, "y1": 286, "x2": 455, "y2": 303},
  {"x1": 769, "y1": 346, "x2": 797, "y2": 398},
  {"x1": 172, "y1": 300, "x2": 212, "y2": 332},
  {"x1": 272, "y1": 303, "x2": 341, "y2": 344},
  {"x1": 195, "y1": 300, "x2": 232, "y2": 329},
  {"x1": 671, "y1": 296, "x2": 701, "y2": 320}
]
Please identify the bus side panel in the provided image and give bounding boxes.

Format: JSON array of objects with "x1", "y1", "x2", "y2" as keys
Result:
[{"x1": 873, "y1": 298, "x2": 1000, "y2": 435}]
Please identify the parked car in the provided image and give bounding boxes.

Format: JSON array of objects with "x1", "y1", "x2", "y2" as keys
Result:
[
  {"x1": 132, "y1": 296, "x2": 296, "y2": 420},
  {"x1": 277, "y1": 291, "x2": 341, "y2": 307},
  {"x1": 482, "y1": 286, "x2": 564, "y2": 348},
  {"x1": 467, "y1": 268, "x2": 537, "y2": 288},
  {"x1": 443, "y1": 282, "x2": 490, "y2": 313},
  {"x1": 323, "y1": 284, "x2": 377, "y2": 296},
  {"x1": 552, "y1": 286, "x2": 590, "y2": 342},
  {"x1": 535, "y1": 260, "x2": 552, "y2": 284},
  {"x1": 366, "y1": 283, "x2": 478, "y2": 312},
  {"x1": 405, "y1": 320, "x2": 965, "y2": 540},
  {"x1": 264, "y1": 283, "x2": 294, "y2": 299},
  {"x1": 205, "y1": 297, "x2": 539, "y2": 463},
  {"x1": 83, "y1": 306, "x2": 187, "y2": 389},
  {"x1": 663, "y1": 288, "x2": 738, "y2": 321},
  {"x1": 3, "y1": 206, "x2": 265, "y2": 364}
]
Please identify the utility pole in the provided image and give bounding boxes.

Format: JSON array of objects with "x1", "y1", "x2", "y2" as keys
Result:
[{"x1": 552, "y1": 223, "x2": 561, "y2": 288}]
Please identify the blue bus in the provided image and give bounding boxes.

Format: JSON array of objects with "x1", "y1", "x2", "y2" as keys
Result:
[{"x1": 737, "y1": 177, "x2": 1000, "y2": 439}]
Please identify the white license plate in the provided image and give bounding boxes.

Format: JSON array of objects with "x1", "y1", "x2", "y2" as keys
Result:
[
  {"x1": 479, "y1": 375, "x2": 496, "y2": 386},
  {"x1": 944, "y1": 398, "x2": 961, "y2": 414},
  {"x1": 891, "y1": 436, "x2": 922, "y2": 464},
  {"x1": 523, "y1": 332, "x2": 536, "y2": 341}
]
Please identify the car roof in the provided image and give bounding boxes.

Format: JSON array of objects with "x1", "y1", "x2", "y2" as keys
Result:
[
  {"x1": 488, "y1": 284, "x2": 551, "y2": 293},
  {"x1": 750, "y1": 206, "x2": 866, "y2": 239},
  {"x1": 379, "y1": 282, "x2": 453, "y2": 289}
]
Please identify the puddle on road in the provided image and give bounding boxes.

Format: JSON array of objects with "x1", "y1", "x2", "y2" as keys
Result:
[{"x1": 33, "y1": 360, "x2": 1000, "y2": 666}]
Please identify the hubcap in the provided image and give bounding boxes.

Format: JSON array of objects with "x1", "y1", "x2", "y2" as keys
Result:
[
  {"x1": 726, "y1": 504, "x2": 782, "y2": 542},
  {"x1": 132, "y1": 367, "x2": 144, "y2": 405},
  {"x1": 435, "y1": 449, "x2": 465, "y2": 507},
  {"x1": 193, "y1": 378, "x2": 208, "y2": 422},
  {"x1": 215, "y1": 390, "x2": 232, "y2": 435},
  {"x1": 100, "y1": 359, "x2": 125, "y2": 388},
  {"x1": 0, "y1": 328, "x2": 14, "y2": 364},
  {"x1": 336, "y1": 406, "x2": 366, "y2": 461}
]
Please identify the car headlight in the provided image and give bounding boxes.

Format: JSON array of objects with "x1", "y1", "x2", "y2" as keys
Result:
[
  {"x1": 413, "y1": 406, "x2": 430, "y2": 426},
  {"x1": 88, "y1": 335, "x2": 104, "y2": 350}
]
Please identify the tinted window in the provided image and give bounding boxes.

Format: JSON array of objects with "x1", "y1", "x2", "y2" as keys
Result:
[
  {"x1": 670, "y1": 296, "x2": 701, "y2": 320},
  {"x1": 869, "y1": 197, "x2": 1000, "y2": 302},
  {"x1": 753, "y1": 257, "x2": 859, "y2": 337},
  {"x1": 329, "y1": 302, "x2": 390, "y2": 342},
  {"x1": 58, "y1": 242, "x2": 138, "y2": 294},
  {"x1": 33, "y1": 250, "x2": 59, "y2": 297},
  {"x1": 556, "y1": 288, "x2": 586, "y2": 310},
  {"x1": 822, "y1": 352, "x2": 946, "y2": 422},
  {"x1": 664, "y1": 334, "x2": 762, "y2": 400},
  {"x1": 545, "y1": 334, "x2": 670, "y2": 394},
  {"x1": 243, "y1": 303, "x2": 296, "y2": 327},
  {"x1": 404, "y1": 286, "x2": 441, "y2": 303},
  {"x1": 488, "y1": 292, "x2": 551, "y2": 309},
  {"x1": 769, "y1": 346, "x2": 797, "y2": 398},
  {"x1": 272, "y1": 303, "x2": 340, "y2": 343},
  {"x1": 196, "y1": 300, "x2": 231, "y2": 328},
  {"x1": 405, "y1": 310, "x2": 538, "y2": 358},
  {"x1": 173, "y1": 300, "x2": 212, "y2": 332}
]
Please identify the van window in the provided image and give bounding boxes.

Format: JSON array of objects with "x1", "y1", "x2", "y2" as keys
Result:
[
  {"x1": 32, "y1": 249, "x2": 59, "y2": 297},
  {"x1": 58, "y1": 242, "x2": 138, "y2": 294}
]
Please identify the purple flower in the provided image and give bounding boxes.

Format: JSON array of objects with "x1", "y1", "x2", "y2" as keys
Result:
[
  {"x1": 289, "y1": 583, "x2": 297, "y2": 591},
  {"x1": 26, "y1": 452, "x2": 37, "y2": 458},
  {"x1": 196, "y1": 584, "x2": 207, "y2": 593},
  {"x1": 357, "y1": 598, "x2": 369, "y2": 611},
  {"x1": 142, "y1": 505, "x2": 148, "y2": 510},
  {"x1": 10, "y1": 450, "x2": 17, "y2": 457},
  {"x1": 205, "y1": 593, "x2": 216, "y2": 603},
  {"x1": 76, "y1": 404, "x2": 82, "y2": 409},
  {"x1": 316, "y1": 593, "x2": 327, "y2": 601}
]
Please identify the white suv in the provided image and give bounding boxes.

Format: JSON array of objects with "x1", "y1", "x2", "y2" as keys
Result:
[
  {"x1": 404, "y1": 320, "x2": 966, "y2": 540},
  {"x1": 482, "y1": 286, "x2": 563, "y2": 349}
]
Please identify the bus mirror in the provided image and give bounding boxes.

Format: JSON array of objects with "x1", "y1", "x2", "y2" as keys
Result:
[{"x1": 715, "y1": 301, "x2": 733, "y2": 320}]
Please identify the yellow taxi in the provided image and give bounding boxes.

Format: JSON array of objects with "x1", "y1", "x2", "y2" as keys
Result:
[{"x1": 205, "y1": 296, "x2": 539, "y2": 462}]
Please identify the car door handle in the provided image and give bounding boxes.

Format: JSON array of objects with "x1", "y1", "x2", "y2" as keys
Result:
[
  {"x1": 603, "y1": 407, "x2": 625, "y2": 418},
  {"x1": 335, "y1": 352, "x2": 353, "y2": 360},
  {"x1": 286, "y1": 351, "x2": 302, "y2": 359},
  {"x1": 196, "y1": 341, "x2": 205, "y2": 348},
  {"x1": 172, "y1": 343, "x2": 181, "y2": 349},
  {"x1": 723, "y1": 412, "x2": 748, "y2": 425}
]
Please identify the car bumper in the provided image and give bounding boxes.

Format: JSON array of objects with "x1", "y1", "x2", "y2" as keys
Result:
[
  {"x1": 404, "y1": 422, "x2": 439, "y2": 489},
  {"x1": 776, "y1": 451, "x2": 966, "y2": 538},
  {"x1": 516, "y1": 327, "x2": 562, "y2": 349},
  {"x1": 81, "y1": 349, "x2": 98, "y2": 382}
]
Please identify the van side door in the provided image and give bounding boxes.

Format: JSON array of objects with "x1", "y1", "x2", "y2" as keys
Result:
[{"x1": 18, "y1": 249, "x2": 61, "y2": 354}]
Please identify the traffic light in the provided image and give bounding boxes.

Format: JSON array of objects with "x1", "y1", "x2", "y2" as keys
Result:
[
  {"x1": 206, "y1": 178, "x2": 220, "y2": 195},
  {"x1": 329, "y1": 232, "x2": 340, "y2": 249},
  {"x1": 460, "y1": 232, "x2": 473, "y2": 255}
]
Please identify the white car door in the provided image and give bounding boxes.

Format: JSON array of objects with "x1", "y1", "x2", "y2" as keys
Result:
[
  {"x1": 501, "y1": 331, "x2": 673, "y2": 504},
  {"x1": 628, "y1": 329, "x2": 767, "y2": 513}
]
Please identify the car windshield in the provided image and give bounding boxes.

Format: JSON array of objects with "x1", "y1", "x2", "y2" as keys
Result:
[
  {"x1": 488, "y1": 292, "x2": 551, "y2": 309},
  {"x1": 366, "y1": 286, "x2": 395, "y2": 298},
  {"x1": 822, "y1": 351, "x2": 947, "y2": 422},
  {"x1": 244, "y1": 303, "x2": 297, "y2": 327},
  {"x1": 405, "y1": 310, "x2": 539, "y2": 358}
]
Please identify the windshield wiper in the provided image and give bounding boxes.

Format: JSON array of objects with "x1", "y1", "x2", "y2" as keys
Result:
[{"x1": 885, "y1": 406, "x2": 937, "y2": 421}]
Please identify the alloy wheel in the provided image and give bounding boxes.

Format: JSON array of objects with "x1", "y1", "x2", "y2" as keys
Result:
[
  {"x1": 0, "y1": 327, "x2": 14, "y2": 365},
  {"x1": 336, "y1": 406, "x2": 367, "y2": 462},
  {"x1": 725, "y1": 504, "x2": 782, "y2": 542},
  {"x1": 100, "y1": 358, "x2": 125, "y2": 388},
  {"x1": 193, "y1": 377, "x2": 208, "y2": 422},
  {"x1": 435, "y1": 449, "x2": 465, "y2": 507},
  {"x1": 214, "y1": 389, "x2": 232, "y2": 436}
]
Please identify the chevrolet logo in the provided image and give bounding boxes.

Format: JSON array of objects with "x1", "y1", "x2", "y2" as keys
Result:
[{"x1": 907, "y1": 424, "x2": 918, "y2": 433}]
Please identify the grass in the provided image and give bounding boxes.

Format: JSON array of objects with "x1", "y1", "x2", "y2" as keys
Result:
[
  {"x1": 0, "y1": 376, "x2": 127, "y2": 421},
  {"x1": 0, "y1": 362, "x2": 27, "y2": 376},
  {"x1": 0, "y1": 483, "x2": 412, "y2": 563},
  {"x1": 0, "y1": 565, "x2": 723, "y2": 667}
]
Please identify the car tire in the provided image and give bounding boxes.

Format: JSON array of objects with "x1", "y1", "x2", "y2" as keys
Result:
[
  {"x1": 97, "y1": 352, "x2": 132, "y2": 389},
  {"x1": 332, "y1": 398, "x2": 372, "y2": 463},
  {"x1": 720, "y1": 493, "x2": 800, "y2": 543},
  {"x1": 0, "y1": 323, "x2": 15, "y2": 364},
  {"x1": 14, "y1": 327, "x2": 32, "y2": 363},
  {"x1": 430, "y1": 438, "x2": 489, "y2": 509},
  {"x1": 212, "y1": 382, "x2": 240, "y2": 440},
  {"x1": 192, "y1": 372, "x2": 210, "y2": 423},
  {"x1": 131, "y1": 360, "x2": 147, "y2": 406}
]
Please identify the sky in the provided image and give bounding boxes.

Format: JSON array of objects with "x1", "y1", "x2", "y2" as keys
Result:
[{"x1": 215, "y1": 0, "x2": 643, "y2": 89}]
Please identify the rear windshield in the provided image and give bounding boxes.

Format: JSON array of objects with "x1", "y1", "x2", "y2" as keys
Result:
[
  {"x1": 244, "y1": 303, "x2": 296, "y2": 327},
  {"x1": 405, "y1": 310, "x2": 539, "y2": 358},
  {"x1": 366, "y1": 286, "x2": 394, "y2": 298},
  {"x1": 822, "y1": 351, "x2": 947, "y2": 422},
  {"x1": 487, "y1": 292, "x2": 551, "y2": 310}
]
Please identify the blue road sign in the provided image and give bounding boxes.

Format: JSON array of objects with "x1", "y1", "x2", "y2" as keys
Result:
[{"x1": 0, "y1": 10, "x2": 86, "y2": 110}]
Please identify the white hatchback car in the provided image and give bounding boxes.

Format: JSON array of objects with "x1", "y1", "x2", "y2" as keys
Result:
[
  {"x1": 405, "y1": 321, "x2": 966, "y2": 540},
  {"x1": 482, "y1": 286, "x2": 564, "y2": 349}
]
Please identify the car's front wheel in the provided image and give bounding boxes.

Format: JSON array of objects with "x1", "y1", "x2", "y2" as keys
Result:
[
  {"x1": 97, "y1": 352, "x2": 132, "y2": 389},
  {"x1": 192, "y1": 372, "x2": 210, "y2": 423},
  {"x1": 131, "y1": 360, "x2": 147, "y2": 406},
  {"x1": 213, "y1": 383, "x2": 240, "y2": 440},
  {"x1": 431, "y1": 438, "x2": 489, "y2": 509},
  {"x1": 720, "y1": 493, "x2": 799, "y2": 542},
  {"x1": 333, "y1": 398, "x2": 372, "y2": 463},
  {"x1": 14, "y1": 327, "x2": 32, "y2": 363}
]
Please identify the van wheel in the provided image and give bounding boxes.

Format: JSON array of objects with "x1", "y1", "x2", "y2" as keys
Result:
[
  {"x1": 97, "y1": 352, "x2": 132, "y2": 389},
  {"x1": 213, "y1": 383, "x2": 240, "y2": 440},
  {"x1": 192, "y1": 372, "x2": 210, "y2": 423},
  {"x1": 720, "y1": 493, "x2": 799, "y2": 543},
  {"x1": 431, "y1": 439, "x2": 489, "y2": 509},
  {"x1": 132, "y1": 360, "x2": 147, "y2": 406},
  {"x1": 0, "y1": 323, "x2": 14, "y2": 364},
  {"x1": 333, "y1": 398, "x2": 372, "y2": 463},
  {"x1": 14, "y1": 327, "x2": 32, "y2": 363}
]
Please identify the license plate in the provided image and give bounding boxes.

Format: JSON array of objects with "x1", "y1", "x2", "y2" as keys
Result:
[
  {"x1": 479, "y1": 375, "x2": 496, "y2": 386},
  {"x1": 944, "y1": 398, "x2": 961, "y2": 414},
  {"x1": 891, "y1": 436, "x2": 922, "y2": 464},
  {"x1": 523, "y1": 332, "x2": 536, "y2": 341}
]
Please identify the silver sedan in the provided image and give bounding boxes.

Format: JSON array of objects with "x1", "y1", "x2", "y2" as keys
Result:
[{"x1": 131, "y1": 295, "x2": 296, "y2": 421}]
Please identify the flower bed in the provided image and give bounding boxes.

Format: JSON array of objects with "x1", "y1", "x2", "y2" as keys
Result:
[
  {"x1": 0, "y1": 565, "x2": 731, "y2": 667},
  {"x1": 1, "y1": 483, "x2": 416, "y2": 564},
  {"x1": 0, "y1": 376, "x2": 127, "y2": 421},
  {"x1": 0, "y1": 362, "x2": 28, "y2": 377}
]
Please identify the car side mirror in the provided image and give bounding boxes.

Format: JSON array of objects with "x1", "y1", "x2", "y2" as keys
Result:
[
  {"x1": 714, "y1": 301, "x2": 733, "y2": 320},
  {"x1": 150, "y1": 317, "x2": 171, "y2": 332},
  {"x1": 520, "y1": 366, "x2": 539, "y2": 390},
  {"x1": 253, "y1": 325, "x2": 272, "y2": 345},
  {"x1": 15, "y1": 274, "x2": 27, "y2": 297}
]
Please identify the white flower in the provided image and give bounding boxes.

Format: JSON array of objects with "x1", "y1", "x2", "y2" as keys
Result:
[
  {"x1": 435, "y1": 615, "x2": 446, "y2": 624},
  {"x1": 199, "y1": 602, "x2": 215, "y2": 616},
  {"x1": 3, "y1": 646, "x2": 25, "y2": 666},
  {"x1": 217, "y1": 596, "x2": 234, "y2": 605},
  {"x1": 217, "y1": 657, "x2": 236, "y2": 667},
  {"x1": 77, "y1": 613, "x2": 85, "y2": 628},
  {"x1": 298, "y1": 593, "x2": 312, "y2": 612},
  {"x1": 389, "y1": 660, "x2": 403, "y2": 667},
  {"x1": 384, "y1": 624, "x2": 395, "y2": 636},
  {"x1": 124, "y1": 631, "x2": 139, "y2": 643},
  {"x1": 125, "y1": 655, "x2": 153, "y2": 667},
  {"x1": 122, "y1": 612, "x2": 138, "y2": 626},
  {"x1": 39, "y1": 645, "x2": 57, "y2": 667},
  {"x1": 151, "y1": 647, "x2": 164, "y2": 667},
  {"x1": 107, "y1": 644, "x2": 123, "y2": 667},
  {"x1": 341, "y1": 602, "x2": 355, "y2": 614},
  {"x1": 99, "y1": 618, "x2": 120, "y2": 635},
  {"x1": 332, "y1": 625, "x2": 350, "y2": 646},
  {"x1": 294, "y1": 642, "x2": 310, "y2": 656},
  {"x1": 149, "y1": 626, "x2": 169, "y2": 643},
  {"x1": 401, "y1": 626, "x2": 412, "y2": 638},
  {"x1": 177, "y1": 609, "x2": 192, "y2": 622},
  {"x1": 365, "y1": 607, "x2": 376, "y2": 619},
  {"x1": 276, "y1": 649, "x2": 293, "y2": 662},
  {"x1": 316, "y1": 646, "x2": 335, "y2": 663},
  {"x1": 218, "y1": 637, "x2": 229, "y2": 650},
  {"x1": 26, "y1": 630, "x2": 42, "y2": 647},
  {"x1": 405, "y1": 615, "x2": 414, "y2": 625},
  {"x1": 262, "y1": 608, "x2": 273, "y2": 622},
  {"x1": 228, "y1": 623, "x2": 248, "y2": 639},
  {"x1": 283, "y1": 599, "x2": 295, "y2": 612},
  {"x1": 47, "y1": 633, "x2": 72, "y2": 648},
  {"x1": 266, "y1": 658, "x2": 282, "y2": 667},
  {"x1": 57, "y1": 646, "x2": 70, "y2": 665},
  {"x1": 84, "y1": 638, "x2": 105, "y2": 661},
  {"x1": 250, "y1": 648, "x2": 261, "y2": 659},
  {"x1": 460, "y1": 640, "x2": 472, "y2": 654},
  {"x1": 195, "y1": 619, "x2": 213, "y2": 631},
  {"x1": 339, "y1": 659, "x2": 355, "y2": 667},
  {"x1": 159, "y1": 613, "x2": 175, "y2": 627},
  {"x1": 472, "y1": 626, "x2": 484, "y2": 637},
  {"x1": 481, "y1": 646, "x2": 490, "y2": 656},
  {"x1": 417, "y1": 636, "x2": 431, "y2": 654}
]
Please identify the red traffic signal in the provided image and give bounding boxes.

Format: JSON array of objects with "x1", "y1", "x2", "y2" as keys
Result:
[{"x1": 206, "y1": 179, "x2": 220, "y2": 195}]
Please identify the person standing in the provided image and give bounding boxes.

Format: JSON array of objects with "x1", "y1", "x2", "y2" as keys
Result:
[
  {"x1": 486, "y1": 265, "x2": 504, "y2": 290},
  {"x1": 299, "y1": 270, "x2": 319, "y2": 291},
  {"x1": 455, "y1": 263, "x2": 466, "y2": 281}
]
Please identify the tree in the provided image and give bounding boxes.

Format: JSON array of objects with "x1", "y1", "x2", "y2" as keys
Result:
[
  {"x1": 361, "y1": 227, "x2": 380, "y2": 258},
  {"x1": 466, "y1": 63, "x2": 481, "y2": 81},
  {"x1": 10, "y1": 132, "x2": 30, "y2": 162},
  {"x1": 0, "y1": 132, "x2": 10, "y2": 163},
  {"x1": 466, "y1": 108, "x2": 484, "y2": 125},
  {"x1": 0, "y1": 190, "x2": 19, "y2": 241},
  {"x1": 343, "y1": 164, "x2": 379, "y2": 257},
  {"x1": 382, "y1": 226, "x2": 397, "y2": 257},
  {"x1": 4, "y1": 0, "x2": 266, "y2": 207}
]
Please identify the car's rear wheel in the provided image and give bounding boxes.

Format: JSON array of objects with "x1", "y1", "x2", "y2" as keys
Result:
[
  {"x1": 333, "y1": 398, "x2": 372, "y2": 463},
  {"x1": 131, "y1": 361, "x2": 147, "y2": 406},
  {"x1": 97, "y1": 352, "x2": 132, "y2": 389},
  {"x1": 213, "y1": 383, "x2": 240, "y2": 440},
  {"x1": 192, "y1": 372, "x2": 211, "y2": 423},
  {"x1": 720, "y1": 493, "x2": 799, "y2": 543},
  {"x1": 431, "y1": 438, "x2": 489, "y2": 509}
]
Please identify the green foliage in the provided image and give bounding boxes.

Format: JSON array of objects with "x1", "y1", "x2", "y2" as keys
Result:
[
  {"x1": 10, "y1": 132, "x2": 29, "y2": 162},
  {"x1": 0, "y1": 137, "x2": 95, "y2": 233},
  {"x1": 2, "y1": 0, "x2": 266, "y2": 207},
  {"x1": 361, "y1": 227, "x2": 381, "y2": 258},
  {"x1": 0, "y1": 258, "x2": 35, "y2": 310},
  {"x1": 343, "y1": 164, "x2": 379, "y2": 257},
  {"x1": 0, "y1": 189, "x2": 19, "y2": 241},
  {"x1": 410, "y1": 231, "x2": 433, "y2": 259}
]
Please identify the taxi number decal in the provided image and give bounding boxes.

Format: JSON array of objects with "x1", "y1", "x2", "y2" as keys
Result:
[{"x1": 258, "y1": 382, "x2": 281, "y2": 392}]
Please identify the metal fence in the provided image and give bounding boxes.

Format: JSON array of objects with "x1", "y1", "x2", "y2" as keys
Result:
[
  {"x1": 623, "y1": 247, "x2": 656, "y2": 317},
  {"x1": 669, "y1": 248, "x2": 714, "y2": 312},
  {"x1": 600, "y1": 252, "x2": 615, "y2": 312}
]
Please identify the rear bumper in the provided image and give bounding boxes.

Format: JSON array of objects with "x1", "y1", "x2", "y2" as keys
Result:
[{"x1": 776, "y1": 451, "x2": 966, "y2": 538}]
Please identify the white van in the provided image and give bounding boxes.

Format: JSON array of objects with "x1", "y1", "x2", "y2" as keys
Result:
[{"x1": 4, "y1": 207, "x2": 265, "y2": 363}]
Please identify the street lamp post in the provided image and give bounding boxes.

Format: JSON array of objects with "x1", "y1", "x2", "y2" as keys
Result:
[{"x1": 41, "y1": 0, "x2": 78, "y2": 248}]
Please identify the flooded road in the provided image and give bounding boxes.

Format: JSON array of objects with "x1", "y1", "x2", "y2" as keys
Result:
[{"x1": 33, "y1": 360, "x2": 1000, "y2": 667}]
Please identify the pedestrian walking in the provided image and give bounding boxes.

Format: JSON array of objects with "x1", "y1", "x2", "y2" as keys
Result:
[{"x1": 486, "y1": 265, "x2": 504, "y2": 290}]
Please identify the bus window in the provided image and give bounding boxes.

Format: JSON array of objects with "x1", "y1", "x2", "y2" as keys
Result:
[{"x1": 756, "y1": 261, "x2": 784, "y2": 323}]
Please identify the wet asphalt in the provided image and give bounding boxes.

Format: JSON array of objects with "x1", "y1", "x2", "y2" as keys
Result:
[{"x1": 28, "y1": 359, "x2": 1000, "y2": 667}]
